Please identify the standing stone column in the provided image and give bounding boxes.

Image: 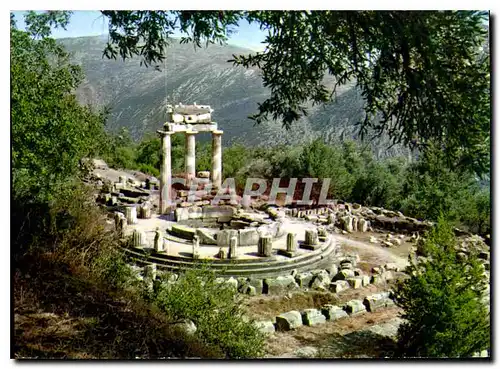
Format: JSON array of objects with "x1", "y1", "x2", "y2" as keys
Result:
[
  {"x1": 154, "y1": 229, "x2": 163, "y2": 252},
  {"x1": 229, "y1": 236, "x2": 238, "y2": 259},
  {"x1": 211, "y1": 130, "x2": 223, "y2": 190},
  {"x1": 125, "y1": 206, "x2": 137, "y2": 225},
  {"x1": 305, "y1": 229, "x2": 319, "y2": 246},
  {"x1": 139, "y1": 203, "x2": 152, "y2": 219},
  {"x1": 159, "y1": 130, "x2": 174, "y2": 214},
  {"x1": 341, "y1": 216, "x2": 353, "y2": 232},
  {"x1": 217, "y1": 247, "x2": 227, "y2": 259},
  {"x1": 358, "y1": 218, "x2": 369, "y2": 232},
  {"x1": 185, "y1": 130, "x2": 197, "y2": 185},
  {"x1": 192, "y1": 235, "x2": 200, "y2": 259},
  {"x1": 131, "y1": 229, "x2": 147, "y2": 248},
  {"x1": 317, "y1": 227, "x2": 327, "y2": 242},
  {"x1": 352, "y1": 216, "x2": 359, "y2": 232},
  {"x1": 114, "y1": 212, "x2": 125, "y2": 230},
  {"x1": 258, "y1": 236, "x2": 273, "y2": 257},
  {"x1": 286, "y1": 233, "x2": 297, "y2": 252}
]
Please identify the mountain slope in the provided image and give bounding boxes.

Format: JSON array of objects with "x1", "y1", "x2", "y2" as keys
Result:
[{"x1": 59, "y1": 36, "x2": 409, "y2": 158}]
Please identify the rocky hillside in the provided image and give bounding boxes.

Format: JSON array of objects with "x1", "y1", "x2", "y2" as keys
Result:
[{"x1": 59, "y1": 36, "x2": 409, "y2": 159}]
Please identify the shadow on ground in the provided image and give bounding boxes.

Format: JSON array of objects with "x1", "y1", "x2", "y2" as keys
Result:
[{"x1": 13, "y1": 254, "x2": 222, "y2": 359}]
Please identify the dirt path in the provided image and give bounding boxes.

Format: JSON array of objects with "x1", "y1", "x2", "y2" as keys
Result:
[{"x1": 333, "y1": 234, "x2": 409, "y2": 270}]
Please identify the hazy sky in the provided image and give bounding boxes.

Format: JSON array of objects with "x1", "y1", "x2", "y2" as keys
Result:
[{"x1": 12, "y1": 10, "x2": 268, "y2": 51}]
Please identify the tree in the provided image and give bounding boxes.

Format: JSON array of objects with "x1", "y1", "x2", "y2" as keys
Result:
[
  {"x1": 350, "y1": 157, "x2": 406, "y2": 208},
  {"x1": 11, "y1": 15, "x2": 106, "y2": 203},
  {"x1": 394, "y1": 216, "x2": 490, "y2": 357},
  {"x1": 298, "y1": 139, "x2": 353, "y2": 199},
  {"x1": 468, "y1": 188, "x2": 491, "y2": 235},
  {"x1": 101, "y1": 127, "x2": 137, "y2": 170},
  {"x1": 95, "y1": 11, "x2": 489, "y2": 176},
  {"x1": 222, "y1": 144, "x2": 253, "y2": 179},
  {"x1": 135, "y1": 133, "x2": 161, "y2": 176},
  {"x1": 195, "y1": 142, "x2": 212, "y2": 173},
  {"x1": 399, "y1": 143, "x2": 486, "y2": 226}
]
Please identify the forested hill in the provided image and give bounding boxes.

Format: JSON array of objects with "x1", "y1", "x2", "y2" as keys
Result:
[{"x1": 59, "y1": 35, "x2": 410, "y2": 159}]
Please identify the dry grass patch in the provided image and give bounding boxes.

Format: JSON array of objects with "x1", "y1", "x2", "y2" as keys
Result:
[
  {"x1": 13, "y1": 254, "x2": 223, "y2": 359},
  {"x1": 242, "y1": 292, "x2": 340, "y2": 320}
]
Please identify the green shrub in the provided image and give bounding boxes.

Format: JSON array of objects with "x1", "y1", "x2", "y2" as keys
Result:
[
  {"x1": 195, "y1": 142, "x2": 212, "y2": 172},
  {"x1": 459, "y1": 187, "x2": 491, "y2": 235},
  {"x1": 223, "y1": 144, "x2": 253, "y2": 179},
  {"x1": 99, "y1": 128, "x2": 137, "y2": 170},
  {"x1": 13, "y1": 186, "x2": 220, "y2": 359},
  {"x1": 394, "y1": 216, "x2": 490, "y2": 357},
  {"x1": 399, "y1": 144, "x2": 490, "y2": 232},
  {"x1": 350, "y1": 157, "x2": 406, "y2": 208},
  {"x1": 268, "y1": 145, "x2": 303, "y2": 178},
  {"x1": 152, "y1": 266, "x2": 265, "y2": 358},
  {"x1": 135, "y1": 134, "x2": 160, "y2": 169},
  {"x1": 297, "y1": 139, "x2": 355, "y2": 199},
  {"x1": 137, "y1": 163, "x2": 160, "y2": 177}
]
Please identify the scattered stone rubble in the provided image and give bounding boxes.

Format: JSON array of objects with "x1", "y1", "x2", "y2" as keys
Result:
[
  {"x1": 284, "y1": 202, "x2": 485, "y2": 244},
  {"x1": 87, "y1": 160, "x2": 491, "y2": 358},
  {"x1": 89, "y1": 160, "x2": 489, "y2": 329},
  {"x1": 253, "y1": 291, "x2": 397, "y2": 334},
  {"x1": 128, "y1": 251, "x2": 407, "y2": 298},
  {"x1": 90, "y1": 159, "x2": 488, "y2": 268}
]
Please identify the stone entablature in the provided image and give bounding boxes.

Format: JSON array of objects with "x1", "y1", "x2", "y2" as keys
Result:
[
  {"x1": 166, "y1": 103, "x2": 214, "y2": 124},
  {"x1": 165, "y1": 122, "x2": 218, "y2": 133}
]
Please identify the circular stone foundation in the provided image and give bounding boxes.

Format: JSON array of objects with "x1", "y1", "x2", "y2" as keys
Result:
[{"x1": 121, "y1": 207, "x2": 339, "y2": 278}]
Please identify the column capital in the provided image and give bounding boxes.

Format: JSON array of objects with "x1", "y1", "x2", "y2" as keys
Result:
[
  {"x1": 212, "y1": 129, "x2": 224, "y2": 135},
  {"x1": 185, "y1": 129, "x2": 198, "y2": 135},
  {"x1": 157, "y1": 129, "x2": 175, "y2": 136}
]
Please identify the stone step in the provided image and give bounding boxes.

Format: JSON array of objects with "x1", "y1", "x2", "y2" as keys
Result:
[
  {"x1": 124, "y1": 239, "x2": 337, "y2": 278},
  {"x1": 125, "y1": 237, "x2": 334, "y2": 268},
  {"x1": 128, "y1": 248, "x2": 330, "y2": 276}
]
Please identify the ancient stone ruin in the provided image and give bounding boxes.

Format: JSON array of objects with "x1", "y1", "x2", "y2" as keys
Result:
[
  {"x1": 89, "y1": 102, "x2": 490, "y2": 323},
  {"x1": 157, "y1": 103, "x2": 222, "y2": 213},
  {"x1": 84, "y1": 102, "x2": 491, "y2": 359}
]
